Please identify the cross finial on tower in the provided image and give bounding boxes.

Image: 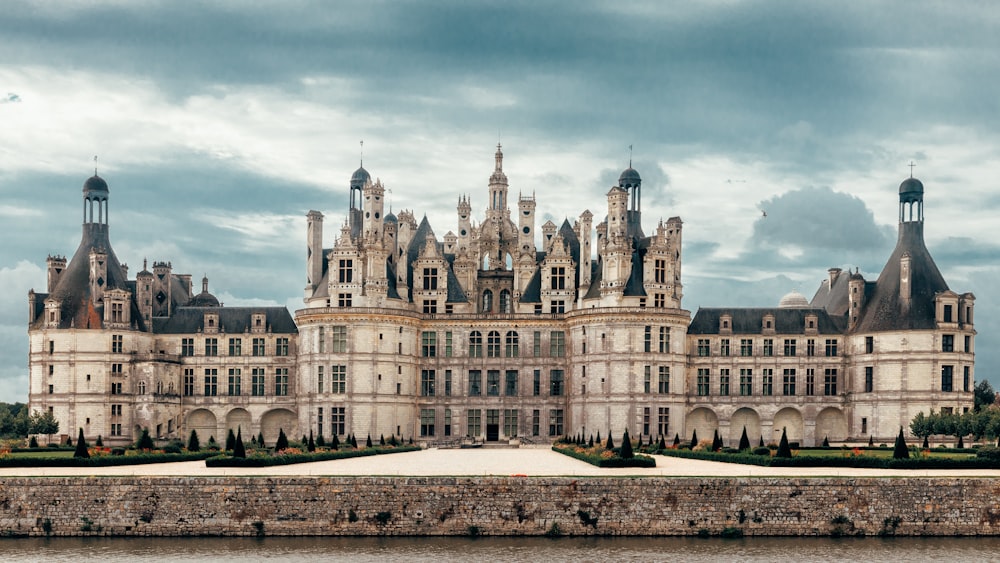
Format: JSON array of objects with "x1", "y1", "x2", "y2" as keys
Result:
[
  {"x1": 908, "y1": 160, "x2": 916, "y2": 178},
  {"x1": 94, "y1": 155, "x2": 98, "y2": 175},
  {"x1": 360, "y1": 140, "x2": 364, "y2": 167},
  {"x1": 628, "y1": 144, "x2": 633, "y2": 168}
]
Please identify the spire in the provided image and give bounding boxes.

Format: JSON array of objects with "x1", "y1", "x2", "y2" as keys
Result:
[
  {"x1": 202, "y1": 275, "x2": 209, "y2": 293},
  {"x1": 494, "y1": 143, "x2": 503, "y2": 172}
]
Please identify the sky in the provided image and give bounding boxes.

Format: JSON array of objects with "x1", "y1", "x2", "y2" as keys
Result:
[{"x1": 2, "y1": 0, "x2": 999, "y2": 403}]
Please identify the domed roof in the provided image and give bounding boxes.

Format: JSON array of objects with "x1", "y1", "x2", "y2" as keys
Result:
[
  {"x1": 350, "y1": 166, "x2": 370, "y2": 187},
  {"x1": 384, "y1": 210, "x2": 397, "y2": 223},
  {"x1": 778, "y1": 290, "x2": 810, "y2": 309},
  {"x1": 899, "y1": 177, "x2": 924, "y2": 195},
  {"x1": 187, "y1": 276, "x2": 220, "y2": 307},
  {"x1": 618, "y1": 167, "x2": 641, "y2": 188},
  {"x1": 83, "y1": 174, "x2": 108, "y2": 193}
]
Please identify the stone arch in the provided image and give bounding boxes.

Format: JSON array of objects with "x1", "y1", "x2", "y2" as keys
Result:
[
  {"x1": 729, "y1": 407, "x2": 761, "y2": 445},
  {"x1": 186, "y1": 409, "x2": 218, "y2": 444},
  {"x1": 685, "y1": 407, "x2": 718, "y2": 445},
  {"x1": 260, "y1": 408, "x2": 297, "y2": 445},
  {"x1": 815, "y1": 407, "x2": 848, "y2": 444},
  {"x1": 773, "y1": 407, "x2": 804, "y2": 445},
  {"x1": 226, "y1": 408, "x2": 252, "y2": 437}
]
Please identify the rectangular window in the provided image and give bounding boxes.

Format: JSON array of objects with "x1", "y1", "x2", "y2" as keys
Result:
[
  {"x1": 740, "y1": 339, "x2": 753, "y2": 357},
  {"x1": 468, "y1": 370, "x2": 482, "y2": 396},
  {"x1": 423, "y1": 300, "x2": 438, "y2": 314},
  {"x1": 467, "y1": 409, "x2": 482, "y2": 438},
  {"x1": 944, "y1": 304, "x2": 953, "y2": 322},
  {"x1": 505, "y1": 370, "x2": 518, "y2": 396},
  {"x1": 532, "y1": 409, "x2": 540, "y2": 436},
  {"x1": 204, "y1": 369, "x2": 218, "y2": 396},
  {"x1": 317, "y1": 366, "x2": 324, "y2": 393},
  {"x1": 739, "y1": 369, "x2": 752, "y2": 396},
  {"x1": 338, "y1": 259, "x2": 353, "y2": 283},
  {"x1": 533, "y1": 370, "x2": 541, "y2": 396},
  {"x1": 251, "y1": 368, "x2": 265, "y2": 396},
  {"x1": 112, "y1": 334, "x2": 123, "y2": 354},
  {"x1": 763, "y1": 339, "x2": 773, "y2": 357},
  {"x1": 275, "y1": 337, "x2": 289, "y2": 356},
  {"x1": 506, "y1": 331, "x2": 519, "y2": 357},
  {"x1": 533, "y1": 331, "x2": 541, "y2": 357},
  {"x1": 659, "y1": 327, "x2": 670, "y2": 353},
  {"x1": 719, "y1": 338, "x2": 730, "y2": 357},
  {"x1": 420, "y1": 409, "x2": 435, "y2": 437},
  {"x1": 111, "y1": 363, "x2": 123, "y2": 375},
  {"x1": 317, "y1": 407, "x2": 323, "y2": 437},
  {"x1": 697, "y1": 338, "x2": 710, "y2": 357},
  {"x1": 964, "y1": 366, "x2": 971, "y2": 392},
  {"x1": 228, "y1": 368, "x2": 241, "y2": 396},
  {"x1": 658, "y1": 366, "x2": 670, "y2": 394},
  {"x1": 807, "y1": 339, "x2": 816, "y2": 357},
  {"x1": 487, "y1": 370, "x2": 500, "y2": 396},
  {"x1": 657, "y1": 407, "x2": 670, "y2": 437},
  {"x1": 783, "y1": 339, "x2": 796, "y2": 357},
  {"x1": 181, "y1": 338, "x2": 194, "y2": 356},
  {"x1": 644, "y1": 366, "x2": 651, "y2": 394},
  {"x1": 550, "y1": 331, "x2": 565, "y2": 357},
  {"x1": 825, "y1": 339, "x2": 838, "y2": 357},
  {"x1": 654, "y1": 293, "x2": 665, "y2": 308},
  {"x1": 865, "y1": 336, "x2": 874, "y2": 354},
  {"x1": 318, "y1": 326, "x2": 325, "y2": 353},
  {"x1": 719, "y1": 368, "x2": 730, "y2": 396},
  {"x1": 941, "y1": 365, "x2": 954, "y2": 392},
  {"x1": 644, "y1": 326, "x2": 652, "y2": 353},
  {"x1": 942, "y1": 334, "x2": 954, "y2": 352},
  {"x1": 824, "y1": 368, "x2": 838, "y2": 395},
  {"x1": 782, "y1": 369, "x2": 796, "y2": 396},
  {"x1": 550, "y1": 300, "x2": 565, "y2": 314},
  {"x1": 762, "y1": 369, "x2": 773, "y2": 396},
  {"x1": 549, "y1": 370, "x2": 564, "y2": 396},
  {"x1": 422, "y1": 267, "x2": 438, "y2": 290},
  {"x1": 229, "y1": 338, "x2": 242, "y2": 356},
  {"x1": 421, "y1": 331, "x2": 437, "y2": 357},
  {"x1": 445, "y1": 370, "x2": 452, "y2": 396},
  {"x1": 183, "y1": 368, "x2": 195, "y2": 396},
  {"x1": 697, "y1": 368, "x2": 710, "y2": 396},
  {"x1": 274, "y1": 368, "x2": 289, "y2": 396},
  {"x1": 965, "y1": 335, "x2": 972, "y2": 353},
  {"x1": 654, "y1": 259, "x2": 667, "y2": 284},
  {"x1": 865, "y1": 366, "x2": 874, "y2": 393},
  {"x1": 331, "y1": 407, "x2": 346, "y2": 436},
  {"x1": 469, "y1": 331, "x2": 483, "y2": 357},
  {"x1": 444, "y1": 408, "x2": 452, "y2": 437},
  {"x1": 548, "y1": 409, "x2": 564, "y2": 437},
  {"x1": 643, "y1": 407, "x2": 651, "y2": 436},
  {"x1": 504, "y1": 409, "x2": 518, "y2": 438},
  {"x1": 487, "y1": 332, "x2": 501, "y2": 357},
  {"x1": 252, "y1": 337, "x2": 266, "y2": 356},
  {"x1": 420, "y1": 369, "x2": 436, "y2": 397},
  {"x1": 551, "y1": 266, "x2": 566, "y2": 290},
  {"x1": 806, "y1": 368, "x2": 815, "y2": 396},
  {"x1": 331, "y1": 326, "x2": 347, "y2": 353},
  {"x1": 331, "y1": 365, "x2": 346, "y2": 393},
  {"x1": 205, "y1": 338, "x2": 218, "y2": 356},
  {"x1": 445, "y1": 332, "x2": 453, "y2": 357}
]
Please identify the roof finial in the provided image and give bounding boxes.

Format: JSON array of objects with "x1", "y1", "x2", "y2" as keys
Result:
[
  {"x1": 93, "y1": 155, "x2": 98, "y2": 176},
  {"x1": 628, "y1": 144, "x2": 633, "y2": 168},
  {"x1": 360, "y1": 140, "x2": 364, "y2": 167},
  {"x1": 908, "y1": 160, "x2": 915, "y2": 178}
]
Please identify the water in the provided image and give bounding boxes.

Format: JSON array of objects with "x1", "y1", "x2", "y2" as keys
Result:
[{"x1": 3, "y1": 536, "x2": 1000, "y2": 562}]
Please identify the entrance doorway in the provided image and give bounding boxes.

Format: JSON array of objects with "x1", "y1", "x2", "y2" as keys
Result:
[{"x1": 486, "y1": 409, "x2": 500, "y2": 441}]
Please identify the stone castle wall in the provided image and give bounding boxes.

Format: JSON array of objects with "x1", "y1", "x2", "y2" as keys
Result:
[{"x1": 2, "y1": 476, "x2": 999, "y2": 537}]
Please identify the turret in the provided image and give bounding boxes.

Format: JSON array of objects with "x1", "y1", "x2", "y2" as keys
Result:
[
  {"x1": 306, "y1": 210, "x2": 324, "y2": 296},
  {"x1": 518, "y1": 193, "x2": 536, "y2": 255}
]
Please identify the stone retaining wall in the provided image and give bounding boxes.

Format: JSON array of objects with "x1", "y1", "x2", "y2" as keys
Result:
[{"x1": 2, "y1": 476, "x2": 999, "y2": 537}]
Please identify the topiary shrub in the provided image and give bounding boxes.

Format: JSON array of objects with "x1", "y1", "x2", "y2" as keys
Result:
[
  {"x1": 95, "y1": 435, "x2": 103, "y2": 447},
  {"x1": 73, "y1": 428, "x2": 89, "y2": 458},
  {"x1": 822, "y1": 436, "x2": 830, "y2": 448},
  {"x1": 258, "y1": 432, "x2": 265, "y2": 448},
  {"x1": 188, "y1": 429, "x2": 200, "y2": 452},
  {"x1": 225, "y1": 429, "x2": 236, "y2": 451},
  {"x1": 307, "y1": 431, "x2": 316, "y2": 452},
  {"x1": 689, "y1": 430, "x2": 698, "y2": 450},
  {"x1": 275, "y1": 429, "x2": 289, "y2": 451},
  {"x1": 752, "y1": 446, "x2": 771, "y2": 456},
  {"x1": 892, "y1": 427, "x2": 909, "y2": 459},
  {"x1": 738, "y1": 427, "x2": 751, "y2": 451},
  {"x1": 233, "y1": 428, "x2": 246, "y2": 458},
  {"x1": 366, "y1": 434, "x2": 373, "y2": 448},
  {"x1": 28, "y1": 436, "x2": 38, "y2": 448},
  {"x1": 620, "y1": 429, "x2": 634, "y2": 459},
  {"x1": 775, "y1": 427, "x2": 792, "y2": 458},
  {"x1": 605, "y1": 432, "x2": 614, "y2": 450},
  {"x1": 136, "y1": 428, "x2": 155, "y2": 450}
]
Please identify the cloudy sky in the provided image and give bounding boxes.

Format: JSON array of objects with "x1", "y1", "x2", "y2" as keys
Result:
[{"x1": 2, "y1": 1, "x2": 999, "y2": 402}]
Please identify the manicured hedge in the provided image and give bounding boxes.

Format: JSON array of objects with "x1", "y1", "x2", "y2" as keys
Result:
[
  {"x1": 657, "y1": 448, "x2": 1000, "y2": 469},
  {"x1": 205, "y1": 446, "x2": 421, "y2": 467},
  {"x1": 10, "y1": 447, "x2": 75, "y2": 453},
  {"x1": 655, "y1": 448, "x2": 772, "y2": 466},
  {"x1": 552, "y1": 445, "x2": 656, "y2": 468},
  {"x1": 0, "y1": 451, "x2": 216, "y2": 467}
]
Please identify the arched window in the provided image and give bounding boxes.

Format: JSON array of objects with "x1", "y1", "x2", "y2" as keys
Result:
[
  {"x1": 469, "y1": 331, "x2": 483, "y2": 357},
  {"x1": 487, "y1": 331, "x2": 501, "y2": 357},
  {"x1": 482, "y1": 290, "x2": 493, "y2": 313},
  {"x1": 499, "y1": 289, "x2": 511, "y2": 313},
  {"x1": 137, "y1": 381, "x2": 147, "y2": 395},
  {"x1": 505, "y1": 331, "x2": 519, "y2": 357}
]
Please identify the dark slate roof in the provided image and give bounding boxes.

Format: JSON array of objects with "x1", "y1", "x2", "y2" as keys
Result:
[
  {"x1": 855, "y1": 222, "x2": 949, "y2": 332},
  {"x1": 446, "y1": 266, "x2": 468, "y2": 303},
  {"x1": 153, "y1": 306, "x2": 298, "y2": 334},
  {"x1": 583, "y1": 259, "x2": 602, "y2": 300},
  {"x1": 386, "y1": 262, "x2": 401, "y2": 300},
  {"x1": 520, "y1": 267, "x2": 542, "y2": 303},
  {"x1": 809, "y1": 269, "x2": 851, "y2": 316},
  {"x1": 688, "y1": 307, "x2": 845, "y2": 335},
  {"x1": 623, "y1": 240, "x2": 648, "y2": 297}
]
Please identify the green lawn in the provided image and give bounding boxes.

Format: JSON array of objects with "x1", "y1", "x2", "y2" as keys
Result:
[
  {"x1": 793, "y1": 448, "x2": 974, "y2": 460},
  {"x1": 9, "y1": 450, "x2": 75, "y2": 459}
]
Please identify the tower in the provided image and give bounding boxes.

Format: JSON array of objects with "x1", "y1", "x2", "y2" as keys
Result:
[{"x1": 306, "y1": 210, "x2": 324, "y2": 296}]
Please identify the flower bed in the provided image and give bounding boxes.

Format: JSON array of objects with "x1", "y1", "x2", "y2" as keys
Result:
[
  {"x1": 205, "y1": 445, "x2": 421, "y2": 467},
  {"x1": 551, "y1": 444, "x2": 656, "y2": 468},
  {"x1": 656, "y1": 447, "x2": 1000, "y2": 469},
  {"x1": 0, "y1": 451, "x2": 216, "y2": 467}
]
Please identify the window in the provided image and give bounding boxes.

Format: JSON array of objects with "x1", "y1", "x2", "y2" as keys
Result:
[
  {"x1": 274, "y1": 368, "x2": 289, "y2": 396},
  {"x1": 421, "y1": 332, "x2": 437, "y2": 357},
  {"x1": 331, "y1": 365, "x2": 346, "y2": 393},
  {"x1": 204, "y1": 338, "x2": 218, "y2": 356},
  {"x1": 420, "y1": 409, "x2": 435, "y2": 437},
  {"x1": 482, "y1": 290, "x2": 493, "y2": 313},
  {"x1": 825, "y1": 339, "x2": 838, "y2": 357},
  {"x1": 338, "y1": 259, "x2": 353, "y2": 283},
  {"x1": 783, "y1": 339, "x2": 796, "y2": 356},
  {"x1": 487, "y1": 370, "x2": 500, "y2": 396},
  {"x1": 550, "y1": 370, "x2": 564, "y2": 396},
  {"x1": 658, "y1": 366, "x2": 670, "y2": 394},
  {"x1": 532, "y1": 409, "x2": 540, "y2": 436},
  {"x1": 204, "y1": 369, "x2": 218, "y2": 396},
  {"x1": 499, "y1": 289, "x2": 511, "y2": 313},
  {"x1": 762, "y1": 369, "x2": 773, "y2": 396},
  {"x1": 181, "y1": 338, "x2": 194, "y2": 356},
  {"x1": 865, "y1": 367, "x2": 874, "y2": 393},
  {"x1": 942, "y1": 335, "x2": 954, "y2": 352},
  {"x1": 719, "y1": 338, "x2": 729, "y2": 357},
  {"x1": 227, "y1": 368, "x2": 241, "y2": 396},
  {"x1": 504, "y1": 409, "x2": 518, "y2": 438},
  {"x1": 659, "y1": 327, "x2": 670, "y2": 353},
  {"x1": 944, "y1": 304, "x2": 953, "y2": 322},
  {"x1": 548, "y1": 409, "x2": 564, "y2": 436},
  {"x1": 806, "y1": 339, "x2": 816, "y2": 357},
  {"x1": 658, "y1": 407, "x2": 669, "y2": 437},
  {"x1": 487, "y1": 331, "x2": 501, "y2": 357},
  {"x1": 533, "y1": 331, "x2": 541, "y2": 357},
  {"x1": 865, "y1": 336, "x2": 874, "y2": 354},
  {"x1": 317, "y1": 408, "x2": 323, "y2": 437},
  {"x1": 229, "y1": 338, "x2": 242, "y2": 356},
  {"x1": 782, "y1": 369, "x2": 796, "y2": 396},
  {"x1": 505, "y1": 370, "x2": 518, "y2": 396},
  {"x1": 823, "y1": 368, "x2": 838, "y2": 395},
  {"x1": 861, "y1": 417, "x2": 867, "y2": 435},
  {"x1": 719, "y1": 369, "x2": 730, "y2": 396},
  {"x1": 965, "y1": 335, "x2": 972, "y2": 353},
  {"x1": 941, "y1": 365, "x2": 954, "y2": 392},
  {"x1": 550, "y1": 331, "x2": 565, "y2": 357},
  {"x1": 111, "y1": 302, "x2": 124, "y2": 323},
  {"x1": 112, "y1": 334, "x2": 123, "y2": 353},
  {"x1": 469, "y1": 331, "x2": 483, "y2": 357},
  {"x1": 331, "y1": 326, "x2": 347, "y2": 353},
  {"x1": 806, "y1": 368, "x2": 815, "y2": 396},
  {"x1": 422, "y1": 300, "x2": 438, "y2": 314},
  {"x1": 110, "y1": 381, "x2": 122, "y2": 394},
  {"x1": 183, "y1": 369, "x2": 195, "y2": 396},
  {"x1": 654, "y1": 259, "x2": 666, "y2": 284},
  {"x1": 467, "y1": 409, "x2": 482, "y2": 437},
  {"x1": 644, "y1": 326, "x2": 653, "y2": 353},
  {"x1": 111, "y1": 363, "x2": 123, "y2": 375},
  {"x1": 762, "y1": 339, "x2": 773, "y2": 357},
  {"x1": 740, "y1": 339, "x2": 753, "y2": 357},
  {"x1": 445, "y1": 370, "x2": 452, "y2": 396},
  {"x1": 338, "y1": 293, "x2": 352, "y2": 307},
  {"x1": 533, "y1": 370, "x2": 541, "y2": 396},
  {"x1": 276, "y1": 337, "x2": 289, "y2": 356},
  {"x1": 468, "y1": 370, "x2": 482, "y2": 396},
  {"x1": 251, "y1": 368, "x2": 265, "y2": 396},
  {"x1": 644, "y1": 366, "x2": 651, "y2": 394},
  {"x1": 505, "y1": 331, "x2": 519, "y2": 357},
  {"x1": 444, "y1": 409, "x2": 452, "y2": 437},
  {"x1": 643, "y1": 407, "x2": 651, "y2": 436},
  {"x1": 697, "y1": 338, "x2": 710, "y2": 357},
  {"x1": 964, "y1": 366, "x2": 971, "y2": 392},
  {"x1": 422, "y1": 268, "x2": 438, "y2": 290},
  {"x1": 252, "y1": 338, "x2": 265, "y2": 356},
  {"x1": 739, "y1": 369, "x2": 752, "y2": 396},
  {"x1": 697, "y1": 368, "x2": 710, "y2": 396},
  {"x1": 420, "y1": 370, "x2": 435, "y2": 396},
  {"x1": 317, "y1": 366, "x2": 324, "y2": 393},
  {"x1": 551, "y1": 266, "x2": 566, "y2": 290},
  {"x1": 318, "y1": 327, "x2": 325, "y2": 353},
  {"x1": 331, "y1": 407, "x2": 346, "y2": 436}
]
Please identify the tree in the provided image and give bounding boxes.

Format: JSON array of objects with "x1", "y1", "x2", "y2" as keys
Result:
[
  {"x1": 605, "y1": 431, "x2": 614, "y2": 450},
  {"x1": 379, "y1": 434, "x2": 386, "y2": 446},
  {"x1": 275, "y1": 429, "x2": 289, "y2": 451},
  {"x1": 187, "y1": 429, "x2": 200, "y2": 452},
  {"x1": 759, "y1": 435, "x2": 765, "y2": 448},
  {"x1": 28, "y1": 410, "x2": 59, "y2": 441},
  {"x1": 73, "y1": 428, "x2": 89, "y2": 458},
  {"x1": 689, "y1": 429, "x2": 698, "y2": 450},
  {"x1": 233, "y1": 428, "x2": 246, "y2": 458},
  {"x1": 711, "y1": 429, "x2": 722, "y2": 452},
  {"x1": 775, "y1": 427, "x2": 792, "y2": 458},
  {"x1": 332, "y1": 435, "x2": 340, "y2": 449},
  {"x1": 910, "y1": 411, "x2": 934, "y2": 444},
  {"x1": 28, "y1": 436, "x2": 38, "y2": 448},
  {"x1": 95, "y1": 435, "x2": 103, "y2": 447},
  {"x1": 893, "y1": 427, "x2": 909, "y2": 459},
  {"x1": 307, "y1": 430, "x2": 316, "y2": 452},
  {"x1": 620, "y1": 429, "x2": 634, "y2": 459},
  {"x1": 350, "y1": 434, "x2": 358, "y2": 448},
  {"x1": 366, "y1": 434, "x2": 373, "y2": 448},
  {"x1": 225, "y1": 428, "x2": 236, "y2": 451},
  {"x1": 136, "y1": 428, "x2": 155, "y2": 450},
  {"x1": 738, "y1": 427, "x2": 751, "y2": 451},
  {"x1": 822, "y1": 436, "x2": 830, "y2": 448},
  {"x1": 975, "y1": 379, "x2": 996, "y2": 412},
  {"x1": 207, "y1": 436, "x2": 218, "y2": 450},
  {"x1": 257, "y1": 432, "x2": 265, "y2": 447}
]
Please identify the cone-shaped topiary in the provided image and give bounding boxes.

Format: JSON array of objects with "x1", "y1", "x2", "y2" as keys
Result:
[
  {"x1": 620, "y1": 429, "x2": 634, "y2": 459},
  {"x1": 317, "y1": 434, "x2": 325, "y2": 448},
  {"x1": 380, "y1": 434, "x2": 386, "y2": 446},
  {"x1": 673, "y1": 433, "x2": 680, "y2": 447},
  {"x1": 73, "y1": 428, "x2": 89, "y2": 458},
  {"x1": 332, "y1": 434, "x2": 340, "y2": 449},
  {"x1": 258, "y1": 432, "x2": 265, "y2": 448},
  {"x1": 689, "y1": 429, "x2": 698, "y2": 450},
  {"x1": 188, "y1": 429, "x2": 200, "y2": 452},
  {"x1": 923, "y1": 435, "x2": 930, "y2": 449},
  {"x1": 893, "y1": 427, "x2": 910, "y2": 459},
  {"x1": 225, "y1": 429, "x2": 236, "y2": 451},
  {"x1": 351, "y1": 434, "x2": 358, "y2": 448},
  {"x1": 366, "y1": 434, "x2": 373, "y2": 448},
  {"x1": 738, "y1": 427, "x2": 751, "y2": 451},
  {"x1": 596, "y1": 431, "x2": 601, "y2": 444},
  {"x1": 957, "y1": 435, "x2": 965, "y2": 449},
  {"x1": 759, "y1": 435, "x2": 765, "y2": 448},
  {"x1": 659, "y1": 436, "x2": 667, "y2": 450},
  {"x1": 301, "y1": 435, "x2": 308, "y2": 447},
  {"x1": 66, "y1": 437, "x2": 72, "y2": 447},
  {"x1": 711, "y1": 429, "x2": 722, "y2": 452},
  {"x1": 208, "y1": 436, "x2": 218, "y2": 450},
  {"x1": 588, "y1": 435, "x2": 594, "y2": 447},
  {"x1": 308, "y1": 430, "x2": 316, "y2": 452},
  {"x1": 233, "y1": 428, "x2": 246, "y2": 458},
  {"x1": 822, "y1": 436, "x2": 830, "y2": 448},
  {"x1": 251, "y1": 434, "x2": 257, "y2": 446},
  {"x1": 28, "y1": 436, "x2": 38, "y2": 448},
  {"x1": 869, "y1": 435, "x2": 874, "y2": 447},
  {"x1": 137, "y1": 428, "x2": 155, "y2": 450},
  {"x1": 276, "y1": 428, "x2": 289, "y2": 451},
  {"x1": 776, "y1": 427, "x2": 792, "y2": 458},
  {"x1": 95, "y1": 435, "x2": 103, "y2": 447},
  {"x1": 605, "y1": 431, "x2": 614, "y2": 450}
]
